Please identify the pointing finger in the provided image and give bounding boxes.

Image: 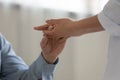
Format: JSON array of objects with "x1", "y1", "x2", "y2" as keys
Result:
[{"x1": 34, "y1": 24, "x2": 49, "y2": 30}]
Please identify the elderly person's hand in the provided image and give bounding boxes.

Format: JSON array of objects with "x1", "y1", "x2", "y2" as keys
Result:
[{"x1": 40, "y1": 34, "x2": 67, "y2": 64}]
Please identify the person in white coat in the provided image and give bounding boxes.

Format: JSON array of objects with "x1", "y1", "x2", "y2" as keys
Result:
[{"x1": 34, "y1": 0, "x2": 120, "y2": 80}]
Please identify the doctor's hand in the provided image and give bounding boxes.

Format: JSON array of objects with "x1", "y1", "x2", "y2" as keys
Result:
[
  {"x1": 40, "y1": 34, "x2": 67, "y2": 64},
  {"x1": 34, "y1": 16, "x2": 104, "y2": 38},
  {"x1": 34, "y1": 18, "x2": 79, "y2": 38}
]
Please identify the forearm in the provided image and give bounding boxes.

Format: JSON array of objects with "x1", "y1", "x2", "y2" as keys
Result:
[
  {"x1": 2, "y1": 53, "x2": 57, "y2": 80},
  {"x1": 20, "y1": 54, "x2": 57, "y2": 80},
  {"x1": 73, "y1": 15, "x2": 104, "y2": 36}
]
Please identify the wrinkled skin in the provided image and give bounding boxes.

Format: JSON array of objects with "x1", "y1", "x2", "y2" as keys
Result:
[{"x1": 41, "y1": 35, "x2": 67, "y2": 64}]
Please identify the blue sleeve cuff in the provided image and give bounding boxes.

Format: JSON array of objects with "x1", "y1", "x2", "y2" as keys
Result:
[
  {"x1": 38, "y1": 53, "x2": 58, "y2": 72},
  {"x1": 30, "y1": 53, "x2": 58, "y2": 79}
]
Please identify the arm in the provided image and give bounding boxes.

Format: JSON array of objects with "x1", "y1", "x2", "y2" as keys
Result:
[
  {"x1": 34, "y1": 16, "x2": 104, "y2": 38},
  {"x1": 38, "y1": 35, "x2": 67, "y2": 80},
  {"x1": 0, "y1": 34, "x2": 66, "y2": 80},
  {"x1": 34, "y1": 0, "x2": 120, "y2": 37},
  {"x1": 67, "y1": 15, "x2": 104, "y2": 36}
]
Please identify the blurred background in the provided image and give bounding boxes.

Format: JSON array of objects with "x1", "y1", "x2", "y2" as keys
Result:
[{"x1": 0, "y1": 0, "x2": 109, "y2": 80}]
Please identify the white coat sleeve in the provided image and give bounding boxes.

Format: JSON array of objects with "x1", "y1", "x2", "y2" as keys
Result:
[{"x1": 98, "y1": 0, "x2": 120, "y2": 36}]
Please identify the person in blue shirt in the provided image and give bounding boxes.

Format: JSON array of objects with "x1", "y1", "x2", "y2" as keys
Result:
[{"x1": 0, "y1": 33, "x2": 67, "y2": 80}]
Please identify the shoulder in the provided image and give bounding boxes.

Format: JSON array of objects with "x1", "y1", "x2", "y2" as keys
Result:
[
  {"x1": 0, "y1": 33, "x2": 9, "y2": 49},
  {"x1": 0, "y1": 33, "x2": 2, "y2": 37},
  {"x1": 0, "y1": 33, "x2": 2, "y2": 50},
  {"x1": 0, "y1": 33, "x2": 4, "y2": 42},
  {"x1": 0, "y1": 33, "x2": 2, "y2": 42},
  {"x1": 0, "y1": 33, "x2": 3, "y2": 39}
]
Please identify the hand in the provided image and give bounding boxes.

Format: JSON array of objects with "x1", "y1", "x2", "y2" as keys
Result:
[
  {"x1": 34, "y1": 16, "x2": 104, "y2": 38},
  {"x1": 34, "y1": 18, "x2": 78, "y2": 38},
  {"x1": 40, "y1": 34, "x2": 67, "y2": 64}
]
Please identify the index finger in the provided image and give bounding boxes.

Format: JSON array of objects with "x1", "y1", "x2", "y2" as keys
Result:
[{"x1": 34, "y1": 24, "x2": 49, "y2": 30}]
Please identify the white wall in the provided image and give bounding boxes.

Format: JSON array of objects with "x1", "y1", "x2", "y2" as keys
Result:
[{"x1": 0, "y1": 3, "x2": 109, "y2": 80}]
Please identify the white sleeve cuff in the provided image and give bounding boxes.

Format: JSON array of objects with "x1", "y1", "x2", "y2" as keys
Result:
[
  {"x1": 98, "y1": 12, "x2": 120, "y2": 36},
  {"x1": 97, "y1": 0, "x2": 120, "y2": 36}
]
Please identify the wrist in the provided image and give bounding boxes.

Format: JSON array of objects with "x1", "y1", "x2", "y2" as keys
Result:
[
  {"x1": 69, "y1": 21, "x2": 85, "y2": 37},
  {"x1": 41, "y1": 52, "x2": 58, "y2": 64}
]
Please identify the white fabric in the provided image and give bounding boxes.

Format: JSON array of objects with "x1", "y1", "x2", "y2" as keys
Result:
[{"x1": 98, "y1": 0, "x2": 120, "y2": 80}]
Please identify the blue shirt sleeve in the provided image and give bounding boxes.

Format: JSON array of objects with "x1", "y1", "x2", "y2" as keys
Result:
[{"x1": 0, "y1": 33, "x2": 57, "y2": 80}]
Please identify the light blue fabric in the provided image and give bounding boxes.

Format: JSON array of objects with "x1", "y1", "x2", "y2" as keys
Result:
[{"x1": 0, "y1": 33, "x2": 57, "y2": 80}]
